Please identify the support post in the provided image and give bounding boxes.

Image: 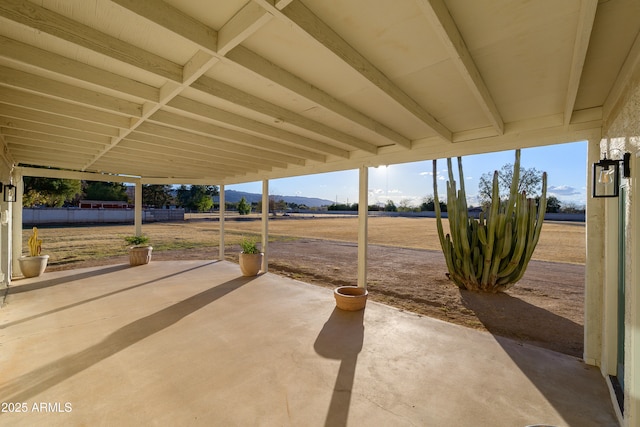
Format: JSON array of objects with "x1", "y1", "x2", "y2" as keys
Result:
[
  {"x1": 134, "y1": 181, "x2": 142, "y2": 236},
  {"x1": 358, "y1": 165, "x2": 368, "y2": 288},
  {"x1": 262, "y1": 180, "x2": 269, "y2": 273},
  {"x1": 11, "y1": 171, "x2": 23, "y2": 277},
  {"x1": 585, "y1": 138, "x2": 604, "y2": 366},
  {"x1": 219, "y1": 185, "x2": 225, "y2": 260}
]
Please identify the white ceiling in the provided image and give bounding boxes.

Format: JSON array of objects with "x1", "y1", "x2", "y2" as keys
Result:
[{"x1": 0, "y1": 0, "x2": 638, "y2": 184}]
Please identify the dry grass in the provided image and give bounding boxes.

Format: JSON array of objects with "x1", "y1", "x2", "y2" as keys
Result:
[{"x1": 29, "y1": 216, "x2": 585, "y2": 267}]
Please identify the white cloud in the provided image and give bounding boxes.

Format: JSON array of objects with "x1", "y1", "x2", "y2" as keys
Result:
[{"x1": 548, "y1": 185, "x2": 580, "y2": 196}]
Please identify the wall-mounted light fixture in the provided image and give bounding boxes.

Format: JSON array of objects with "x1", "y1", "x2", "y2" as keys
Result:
[
  {"x1": 3, "y1": 182, "x2": 16, "y2": 202},
  {"x1": 592, "y1": 151, "x2": 631, "y2": 198}
]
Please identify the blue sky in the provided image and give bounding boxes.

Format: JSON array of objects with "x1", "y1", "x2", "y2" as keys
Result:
[{"x1": 228, "y1": 140, "x2": 588, "y2": 208}]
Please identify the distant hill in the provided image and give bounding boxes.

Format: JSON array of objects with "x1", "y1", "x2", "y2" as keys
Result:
[{"x1": 216, "y1": 190, "x2": 333, "y2": 208}]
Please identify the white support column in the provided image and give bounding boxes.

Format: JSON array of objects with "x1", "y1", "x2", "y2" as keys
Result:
[
  {"x1": 261, "y1": 180, "x2": 269, "y2": 273},
  {"x1": 134, "y1": 181, "x2": 142, "y2": 236},
  {"x1": 0, "y1": 169, "x2": 11, "y2": 287},
  {"x1": 585, "y1": 138, "x2": 604, "y2": 366},
  {"x1": 11, "y1": 171, "x2": 23, "y2": 277},
  {"x1": 358, "y1": 165, "x2": 368, "y2": 288},
  {"x1": 219, "y1": 185, "x2": 225, "y2": 261}
]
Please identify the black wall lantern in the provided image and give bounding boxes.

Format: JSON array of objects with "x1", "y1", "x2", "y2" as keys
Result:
[
  {"x1": 3, "y1": 182, "x2": 16, "y2": 202},
  {"x1": 592, "y1": 152, "x2": 631, "y2": 198}
]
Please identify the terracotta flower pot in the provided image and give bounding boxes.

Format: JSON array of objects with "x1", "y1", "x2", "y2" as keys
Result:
[
  {"x1": 18, "y1": 255, "x2": 49, "y2": 278},
  {"x1": 239, "y1": 252, "x2": 263, "y2": 276},
  {"x1": 129, "y1": 245, "x2": 153, "y2": 266},
  {"x1": 334, "y1": 286, "x2": 368, "y2": 311}
]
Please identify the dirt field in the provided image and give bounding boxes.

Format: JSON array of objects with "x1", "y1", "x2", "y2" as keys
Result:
[{"x1": 33, "y1": 216, "x2": 585, "y2": 357}]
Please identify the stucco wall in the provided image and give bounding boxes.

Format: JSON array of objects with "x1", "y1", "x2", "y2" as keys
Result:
[{"x1": 601, "y1": 79, "x2": 640, "y2": 424}]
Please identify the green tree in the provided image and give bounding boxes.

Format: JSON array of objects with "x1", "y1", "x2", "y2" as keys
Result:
[
  {"x1": 237, "y1": 197, "x2": 251, "y2": 215},
  {"x1": 384, "y1": 200, "x2": 397, "y2": 212},
  {"x1": 420, "y1": 196, "x2": 447, "y2": 212},
  {"x1": 23, "y1": 177, "x2": 82, "y2": 207},
  {"x1": 544, "y1": 195, "x2": 561, "y2": 213},
  {"x1": 84, "y1": 181, "x2": 128, "y2": 202},
  {"x1": 478, "y1": 163, "x2": 543, "y2": 205},
  {"x1": 143, "y1": 184, "x2": 173, "y2": 208},
  {"x1": 175, "y1": 185, "x2": 218, "y2": 212}
]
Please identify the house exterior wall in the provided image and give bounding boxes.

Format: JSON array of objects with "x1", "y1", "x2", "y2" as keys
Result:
[{"x1": 601, "y1": 78, "x2": 640, "y2": 426}]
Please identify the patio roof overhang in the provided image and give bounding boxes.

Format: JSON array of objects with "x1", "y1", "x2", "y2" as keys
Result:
[{"x1": 0, "y1": 0, "x2": 637, "y2": 183}]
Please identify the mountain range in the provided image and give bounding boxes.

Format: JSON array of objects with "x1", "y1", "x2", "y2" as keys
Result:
[{"x1": 215, "y1": 190, "x2": 333, "y2": 208}]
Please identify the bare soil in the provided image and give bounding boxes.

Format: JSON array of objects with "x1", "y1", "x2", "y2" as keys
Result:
[{"x1": 41, "y1": 217, "x2": 585, "y2": 358}]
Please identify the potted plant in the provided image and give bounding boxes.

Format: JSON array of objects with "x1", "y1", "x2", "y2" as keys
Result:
[
  {"x1": 125, "y1": 235, "x2": 153, "y2": 266},
  {"x1": 334, "y1": 286, "x2": 368, "y2": 311},
  {"x1": 238, "y1": 237, "x2": 263, "y2": 276},
  {"x1": 18, "y1": 227, "x2": 49, "y2": 278}
]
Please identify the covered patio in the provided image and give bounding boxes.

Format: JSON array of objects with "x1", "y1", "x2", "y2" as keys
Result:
[
  {"x1": 1, "y1": 0, "x2": 640, "y2": 424},
  {"x1": 1, "y1": 261, "x2": 618, "y2": 426}
]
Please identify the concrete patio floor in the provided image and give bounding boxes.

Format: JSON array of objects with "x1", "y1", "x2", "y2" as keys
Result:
[{"x1": 0, "y1": 260, "x2": 618, "y2": 426}]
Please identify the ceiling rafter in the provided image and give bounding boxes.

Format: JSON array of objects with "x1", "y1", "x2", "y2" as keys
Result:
[
  {"x1": 265, "y1": 0, "x2": 452, "y2": 141},
  {"x1": 0, "y1": 116, "x2": 112, "y2": 144},
  {"x1": 0, "y1": 0, "x2": 183, "y2": 82},
  {"x1": 563, "y1": 0, "x2": 598, "y2": 127},
  {"x1": 1, "y1": 129, "x2": 106, "y2": 152},
  {"x1": 192, "y1": 76, "x2": 379, "y2": 154},
  {"x1": 82, "y1": 50, "x2": 219, "y2": 171},
  {"x1": 110, "y1": 141, "x2": 258, "y2": 173},
  {"x1": 217, "y1": 1, "x2": 273, "y2": 56},
  {"x1": 0, "y1": 87, "x2": 130, "y2": 128},
  {"x1": 109, "y1": 0, "x2": 218, "y2": 53},
  {"x1": 0, "y1": 104, "x2": 120, "y2": 137},
  {"x1": 148, "y1": 110, "x2": 318, "y2": 163},
  {"x1": 166, "y1": 96, "x2": 349, "y2": 158},
  {"x1": 0, "y1": 35, "x2": 160, "y2": 102},
  {"x1": 416, "y1": 0, "x2": 504, "y2": 136},
  {"x1": 130, "y1": 123, "x2": 304, "y2": 167},
  {"x1": 131, "y1": 122, "x2": 288, "y2": 169},
  {"x1": 0, "y1": 65, "x2": 143, "y2": 117},
  {"x1": 227, "y1": 46, "x2": 411, "y2": 149}
]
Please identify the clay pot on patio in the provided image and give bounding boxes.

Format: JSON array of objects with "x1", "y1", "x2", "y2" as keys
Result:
[
  {"x1": 129, "y1": 246, "x2": 153, "y2": 266},
  {"x1": 239, "y1": 252, "x2": 263, "y2": 276},
  {"x1": 334, "y1": 286, "x2": 368, "y2": 311},
  {"x1": 18, "y1": 255, "x2": 49, "y2": 278}
]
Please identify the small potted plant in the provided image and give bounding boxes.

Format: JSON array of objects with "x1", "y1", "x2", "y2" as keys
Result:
[
  {"x1": 238, "y1": 236, "x2": 263, "y2": 276},
  {"x1": 19, "y1": 227, "x2": 49, "y2": 278},
  {"x1": 125, "y1": 235, "x2": 153, "y2": 266}
]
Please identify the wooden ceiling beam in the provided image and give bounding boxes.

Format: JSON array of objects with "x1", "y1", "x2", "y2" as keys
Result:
[
  {"x1": 0, "y1": 66, "x2": 142, "y2": 117},
  {"x1": 217, "y1": 1, "x2": 273, "y2": 56},
  {"x1": 0, "y1": 0, "x2": 183, "y2": 82},
  {"x1": 417, "y1": 0, "x2": 504, "y2": 135},
  {"x1": 110, "y1": 0, "x2": 217, "y2": 54},
  {"x1": 0, "y1": 116, "x2": 111, "y2": 144},
  {"x1": 0, "y1": 87, "x2": 130, "y2": 128},
  {"x1": 0, "y1": 35, "x2": 159, "y2": 102},
  {"x1": 167, "y1": 96, "x2": 349, "y2": 158},
  {"x1": 192, "y1": 76, "x2": 378, "y2": 154},
  {"x1": 227, "y1": 46, "x2": 411, "y2": 149},
  {"x1": 563, "y1": 0, "x2": 598, "y2": 127},
  {"x1": 130, "y1": 123, "x2": 287, "y2": 169},
  {"x1": 0, "y1": 105, "x2": 120, "y2": 137},
  {"x1": 269, "y1": 0, "x2": 452, "y2": 141},
  {"x1": 150, "y1": 110, "x2": 323, "y2": 163}
]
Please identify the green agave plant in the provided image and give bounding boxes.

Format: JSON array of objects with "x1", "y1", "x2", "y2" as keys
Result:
[{"x1": 433, "y1": 149, "x2": 547, "y2": 293}]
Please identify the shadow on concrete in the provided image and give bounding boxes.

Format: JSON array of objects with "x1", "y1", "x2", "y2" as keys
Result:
[
  {"x1": 1, "y1": 261, "x2": 220, "y2": 329},
  {"x1": 460, "y1": 290, "x2": 584, "y2": 356},
  {"x1": 0, "y1": 274, "x2": 253, "y2": 405},
  {"x1": 314, "y1": 308, "x2": 365, "y2": 427},
  {"x1": 461, "y1": 290, "x2": 618, "y2": 426},
  {"x1": 8, "y1": 264, "x2": 131, "y2": 294}
]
